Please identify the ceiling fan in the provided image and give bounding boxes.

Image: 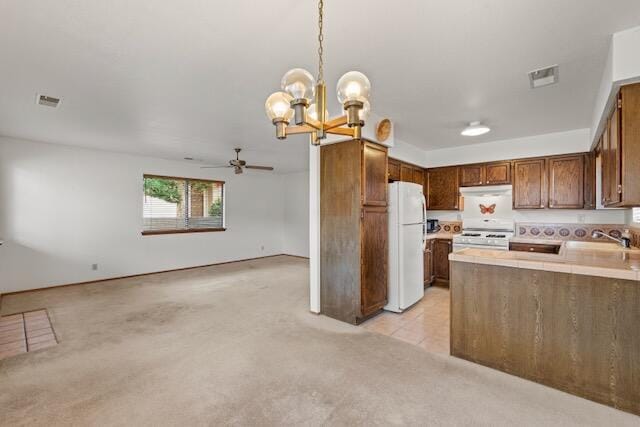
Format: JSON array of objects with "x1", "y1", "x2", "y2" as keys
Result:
[{"x1": 200, "y1": 148, "x2": 274, "y2": 174}]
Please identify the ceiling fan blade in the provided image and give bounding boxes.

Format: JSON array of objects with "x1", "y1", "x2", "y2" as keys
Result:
[
  {"x1": 200, "y1": 165, "x2": 232, "y2": 169},
  {"x1": 245, "y1": 165, "x2": 274, "y2": 171}
]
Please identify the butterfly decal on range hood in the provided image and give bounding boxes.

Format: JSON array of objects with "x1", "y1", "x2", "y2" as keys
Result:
[{"x1": 479, "y1": 204, "x2": 496, "y2": 215}]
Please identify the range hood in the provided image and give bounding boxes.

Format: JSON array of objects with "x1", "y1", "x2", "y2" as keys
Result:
[{"x1": 459, "y1": 184, "x2": 512, "y2": 197}]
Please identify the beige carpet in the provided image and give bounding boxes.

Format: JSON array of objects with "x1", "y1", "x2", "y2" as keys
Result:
[{"x1": 0, "y1": 255, "x2": 637, "y2": 426}]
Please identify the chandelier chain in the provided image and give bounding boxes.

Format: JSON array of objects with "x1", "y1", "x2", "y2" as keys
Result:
[{"x1": 317, "y1": 0, "x2": 324, "y2": 83}]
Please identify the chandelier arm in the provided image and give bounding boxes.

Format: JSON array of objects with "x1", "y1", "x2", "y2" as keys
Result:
[
  {"x1": 285, "y1": 124, "x2": 317, "y2": 136},
  {"x1": 323, "y1": 115, "x2": 348, "y2": 131},
  {"x1": 305, "y1": 118, "x2": 323, "y2": 130},
  {"x1": 326, "y1": 127, "x2": 355, "y2": 137}
]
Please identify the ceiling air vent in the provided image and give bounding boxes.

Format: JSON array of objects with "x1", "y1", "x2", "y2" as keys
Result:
[
  {"x1": 528, "y1": 65, "x2": 559, "y2": 89},
  {"x1": 36, "y1": 94, "x2": 61, "y2": 108}
]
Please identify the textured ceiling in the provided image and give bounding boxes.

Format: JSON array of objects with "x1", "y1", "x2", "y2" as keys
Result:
[{"x1": 1, "y1": 1, "x2": 640, "y2": 171}]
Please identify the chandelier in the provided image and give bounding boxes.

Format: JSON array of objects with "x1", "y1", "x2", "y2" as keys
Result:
[{"x1": 264, "y1": 0, "x2": 371, "y2": 145}]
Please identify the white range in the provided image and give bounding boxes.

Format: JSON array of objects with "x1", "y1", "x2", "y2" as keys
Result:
[{"x1": 453, "y1": 185, "x2": 515, "y2": 251}]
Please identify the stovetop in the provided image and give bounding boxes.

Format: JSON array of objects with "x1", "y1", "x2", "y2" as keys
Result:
[{"x1": 453, "y1": 229, "x2": 514, "y2": 247}]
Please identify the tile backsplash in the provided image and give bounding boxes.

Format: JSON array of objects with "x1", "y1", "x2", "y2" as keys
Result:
[
  {"x1": 516, "y1": 223, "x2": 627, "y2": 241},
  {"x1": 435, "y1": 221, "x2": 461, "y2": 233}
]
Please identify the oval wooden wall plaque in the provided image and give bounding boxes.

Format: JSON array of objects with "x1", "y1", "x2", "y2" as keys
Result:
[{"x1": 376, "y1": 118, "x2": 392, "y2": 142}]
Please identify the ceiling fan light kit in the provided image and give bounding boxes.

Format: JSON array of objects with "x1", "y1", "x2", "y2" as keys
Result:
[{"x1": 264, "y1": 0, "x2": 372, "y2": 145}]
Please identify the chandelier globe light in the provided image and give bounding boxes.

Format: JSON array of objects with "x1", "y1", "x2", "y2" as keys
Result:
[{"x1": 264, "y1": 0, "x2": 371, "y2": 145}]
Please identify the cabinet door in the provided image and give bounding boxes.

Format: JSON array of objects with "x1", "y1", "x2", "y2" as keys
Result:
[
  {"x1": 362, "y1": 142, "x2": 388, "y2": 206},
  {"x1": 424, "y1": 239, "x2": 435, "y2": 285},
  {"x1": 426, "y1": 167, "x2": 459, "y2": 210},
  {"x1": 548, "y1": 155, "x2": 584, "y2": 209},
  {"x1": 583, "y1": 152, "x2": 596, "y2": 210},
  {"x1": 459, "y1": 164, "x2": 485, "y2": 187},
  {"x1": 485, "y1": 161, "x2": 511, "y2": 185},
  {"x1": 433, "y1": 239, "x2": 452, "y2": 282},
  {"x1": 513, "y1": 159, "x2": 547, "y2": 209},
  {"x1": 388, "y1": 158, "x2": 400, "y2": 182},
  {"x1": 400, "y1": 163, "x2": 413, "y2": 182},
  {"x1": 412, "y1": 167, "x2": 425, "y2": 187},
  {"x1": 360, "y1": 206, "x2": 388, "y2": 318},
  {"x1": 601, "y1": 122, "x2": 611, "y2": 205},
  {"x1": 607, "y1": 101, "x2": 622, "y2": 205}
]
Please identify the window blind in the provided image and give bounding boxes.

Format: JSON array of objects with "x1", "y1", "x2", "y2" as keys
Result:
[
  {"x1": 633, "y1": 207, "x2": 640, "y2": 223},
  {"x1": 143, "y1": 175, "x2": 224, "y2": 234}
]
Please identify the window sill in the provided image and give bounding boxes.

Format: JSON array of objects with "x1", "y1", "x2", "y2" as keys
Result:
[{"x1": 141, "y1": 228, "x2": 226, "y2": 236}]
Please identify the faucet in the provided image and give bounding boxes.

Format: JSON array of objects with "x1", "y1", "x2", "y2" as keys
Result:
[{"x1": 591, "y1": 231, "x2": 631, "y2": 248}]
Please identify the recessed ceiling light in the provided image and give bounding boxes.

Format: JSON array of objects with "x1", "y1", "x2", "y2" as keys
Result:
[
  {"x1": 36, "y1": 94, "x2": 61, "y2": 108},
  {"x1": 461, "y1": 121, "x2": 490, "y2": 137},
  {"x1": 528, "y1": 65, "x2": 559, "y2": 89}
]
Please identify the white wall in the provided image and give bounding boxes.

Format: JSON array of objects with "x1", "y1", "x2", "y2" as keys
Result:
[
  {"x1": 424, "y1": 128, "x2": 591, "y2": 168},
  {"x1": 0, "y1": 136, "x2": 285, "y2": 293},
  {"x1": 281, "y1": 171, "x2": 309, "y2": 258},
  {"x1": 591, "y1": 25, "x2": 640, "y2": 146},
  {"x1": 389, "y1": 138, "x2": 429, "y2": 166}
]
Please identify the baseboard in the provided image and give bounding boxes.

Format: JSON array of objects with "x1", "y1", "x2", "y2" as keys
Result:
[
  {"x1": 2, "y1": 254, "x2": 303, "y2": 298},
  {"x1": 281, "y1": 253, "x2": 310, "y2": 259}
]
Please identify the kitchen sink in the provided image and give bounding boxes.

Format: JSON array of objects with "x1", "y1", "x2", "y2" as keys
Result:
[{"x1": 565, "y1": 241, "x2": 638, "y2": 252}]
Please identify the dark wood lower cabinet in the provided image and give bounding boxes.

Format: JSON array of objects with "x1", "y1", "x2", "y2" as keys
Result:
[
  {"x1": 451, "y1": 261, "x2": 640, "y2": 416},
  {"x1": 361, "y1": 206, "x2": 388, "y2": 317},
  {"x1": 424, "y1": 239, "x2": 435, "y2": 286},
  {"x1": 433, "y1": 238, "x2": 452, "y2": 284}
]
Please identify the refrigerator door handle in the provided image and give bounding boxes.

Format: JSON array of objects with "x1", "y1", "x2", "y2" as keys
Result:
[{"x1": 421, "y1": 194, "x2": 427, "y2": 251}]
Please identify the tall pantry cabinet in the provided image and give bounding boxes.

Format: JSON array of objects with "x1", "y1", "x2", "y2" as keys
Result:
[{"x1": 320, "y1": 139, "x2": 389, "y2": 324}]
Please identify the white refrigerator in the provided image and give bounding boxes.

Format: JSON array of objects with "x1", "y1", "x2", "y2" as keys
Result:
[{"x1": 385, "y1": 182, "x2": 426, "y2": 313}]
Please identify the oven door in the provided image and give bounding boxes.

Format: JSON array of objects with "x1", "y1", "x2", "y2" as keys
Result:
[{"x1": 453, "y1": 243, "x2": 509, "y2": 251}]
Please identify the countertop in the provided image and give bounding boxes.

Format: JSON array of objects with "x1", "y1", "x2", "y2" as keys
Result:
[{"x1": 450, "y1": 241, "x2": 640, "y2": 281}]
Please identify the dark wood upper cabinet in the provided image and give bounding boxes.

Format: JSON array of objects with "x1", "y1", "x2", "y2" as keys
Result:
[
  {"x1": 400, "y1": 163, "x2": 413, "y2": 182},
  {"x1": 459, "y1": 164, "x2": 485, "y2": 187},
  {"x1": 412, "y1": 167, "x2": 425, "y2": 187},
  {"x1": 426, "y1": 167, "x2": 459, "y2": 210},
  {"x1": 362, "y1": 142, "x2": 388, "y2": 206},
  {"x1": 388, "y1": 158, "x2": 400, "y2": 182},
  {"x1": 485, "y1": 161, "x2": 512, "y2": 185},
  {"x1": 607, "y1": 96, "x2": 622, "y2": 206},
  {"x1": 433, "y1": 238, "x2": 452, "y2": 283},
  {"x1": 598, "y1": 84, "x2": 640, "y2": 207},
  {"x1": 459, "y1": 161, "x2": 511, "y2": 187},
  {"x1": 512, "y1": 159, "x2": 547, "y2": 209},
  {"x1": 601, "y1": 121, "x2": 611, "y2": 206},
  {"x1": 548, "y1": 154, "x2": 584, "y2": 209},
  {"x1": 584, "y1": 151, "x2": 596, "y2": 210}
]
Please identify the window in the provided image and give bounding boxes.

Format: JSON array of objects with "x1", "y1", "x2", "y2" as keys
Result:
[
  {"x1": 633, "y1": 208, "x2": 640, "y2": 224},
  {"x1": 142, "y1": 175, "x2": 225, "y2": 235}
]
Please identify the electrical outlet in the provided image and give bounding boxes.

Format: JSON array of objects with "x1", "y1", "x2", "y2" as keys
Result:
[{"x1": 92, "y1": 263, "x2": 98, "y2": 271}]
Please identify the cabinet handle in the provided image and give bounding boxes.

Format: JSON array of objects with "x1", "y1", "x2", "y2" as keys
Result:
[{"x1": 618, "y1": 185, "x2": 623, "y2": 194}]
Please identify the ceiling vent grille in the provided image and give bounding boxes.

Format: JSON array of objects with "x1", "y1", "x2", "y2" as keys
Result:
[
  {"x1": 528, "y1": 65, "x2": 559, "y2": 89},
  {"x1": 37, "y1": 94, "x2": 61, "y2": 108}
]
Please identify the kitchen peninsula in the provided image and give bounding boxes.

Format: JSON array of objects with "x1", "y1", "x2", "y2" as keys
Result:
[{"x1": 449, "y1": 243, "x2": 640, "y2": 415}]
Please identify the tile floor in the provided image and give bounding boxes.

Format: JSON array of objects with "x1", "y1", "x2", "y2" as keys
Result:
[
  {"x1": 0, "y1": 309, "x2": 57, "y2": 360},
  {"x1": 361, "y1": 286, "x2": 450, "y2": 354}
]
